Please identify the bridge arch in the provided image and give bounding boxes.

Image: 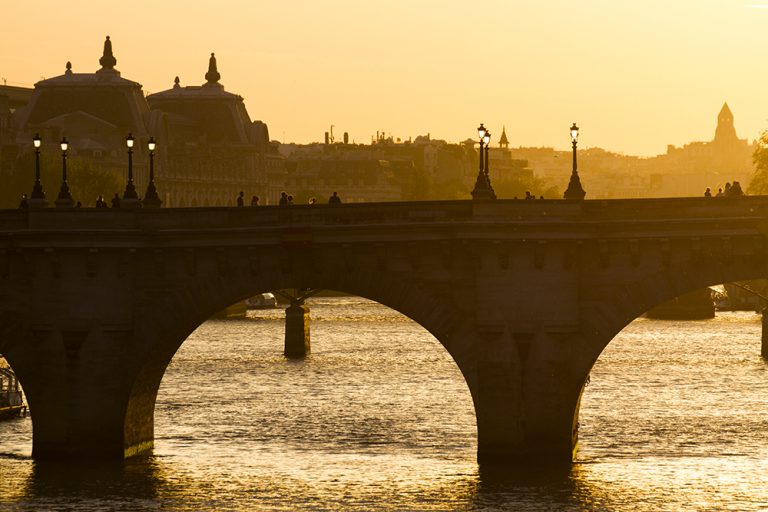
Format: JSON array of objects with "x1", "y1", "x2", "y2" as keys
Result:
[
  {"x1": 123, "y1": 259, "x2": 482, "y2": 461},
  {"x1": 558, "y1": 254, "x2": 768, "y2": 463}
]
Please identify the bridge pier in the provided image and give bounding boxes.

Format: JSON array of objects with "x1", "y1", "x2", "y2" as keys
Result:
[
  {"x1": 284, "y1": 302, "x2": 311, "y2": 358},
  {"x1": 3, "y1": 327, "x2": 153, "y2": 461},
  {"x1": 463, "y1": 329, "x2": 589, "y2": 466},
  {"x1": 473, "y1": 370, "x2": 584, "y2": 466}
]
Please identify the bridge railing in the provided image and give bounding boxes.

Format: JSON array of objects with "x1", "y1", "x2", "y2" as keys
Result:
[{"x1": 2, "y1": 196, "x2": 768, "y2": 233}]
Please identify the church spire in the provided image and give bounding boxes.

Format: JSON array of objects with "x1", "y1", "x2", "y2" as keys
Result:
[
  {"x1": 714, "y1": 101, "x2": 737, "y2": 144},
  {"x1": 205, "y1": 53, "x2": 221, "y2": 84},
  {"x1": 499, "y1": 125, "x2": 509, "y2": 149},
  {"x1": 99, "y1": 35, "x2": 117, "y2": 70}
]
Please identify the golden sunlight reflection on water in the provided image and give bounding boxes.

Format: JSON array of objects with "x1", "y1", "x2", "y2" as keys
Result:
[{"x1": 1, "y1": 300, "x2": 768, "y2": 510}]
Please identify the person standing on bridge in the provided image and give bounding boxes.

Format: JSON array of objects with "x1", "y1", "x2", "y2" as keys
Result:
[
  {"x1": 704, "y1": 187, "x2": 712, "y2": 197},
  {"x1": 237, "y1": 191, "x2": 244, "y2": 207},
  {"x1": 328, "y1": 191, "x2": 341, "y2": 204},
  {"x1": 111, "y1": 193, "x2": 121, "y2": 208},
  {"x1": 250, "y1": 195, "x2": 259, "y2": 206}
]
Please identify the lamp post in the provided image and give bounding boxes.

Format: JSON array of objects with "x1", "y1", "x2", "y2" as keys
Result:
[
  {"x1": 563, "y1": 122, "x2": 586, "y2": 200},
  {"x1": 29, "y1": 133, "x2": 48, "y2": 208},
  {"x1": 471, "y1": 123, "x2": 495, "y2": 200},
  {"x1": 483, "y1": 131, "x2": 496, "y2": 199},
  {"x1": 143, "y1": 136, "x2": 162, "y2": 208},
  {"x1": 122, "y1": 132, "x2": 140, "y2": 208},
  {"x1": 54, "y1": 137, "x2": 74, "y2": 208}
]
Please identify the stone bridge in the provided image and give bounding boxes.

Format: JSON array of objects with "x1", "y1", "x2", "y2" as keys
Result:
[{"x1": 1, "y1": 197, "x2": 768, "y2": 464}]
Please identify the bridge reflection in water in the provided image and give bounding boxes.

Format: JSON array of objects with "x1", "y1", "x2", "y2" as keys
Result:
[{"x1": 1, "y1": 196, "x2": 767, "y2": 464}]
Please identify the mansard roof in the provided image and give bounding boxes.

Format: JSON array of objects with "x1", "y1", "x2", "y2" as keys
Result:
[
  {"x1": 12, "y1": 36, "x2": 149, "y2": 141},
  {"x1": 146, "y1": 53, "x2": 254, "y2": 144}
]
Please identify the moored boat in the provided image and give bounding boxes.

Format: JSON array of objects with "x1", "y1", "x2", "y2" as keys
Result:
[
  {"x1": 0, "y1": 360, "x2": 26, "y2": 420},
  {"x1": 246, "y1": 293, "x2": 278, "y2": 309}
]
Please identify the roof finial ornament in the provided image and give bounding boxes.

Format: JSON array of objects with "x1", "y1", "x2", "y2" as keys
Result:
[
  {"x1": 205, "y1": 52, "x2": 220, "y2": 84},
  {"x1": 65, "y1": 61, "x2": 72, "y2": 75},
  {"x1": 174, "y1": 76, "x2": 180, "y2": 89},
  {"x1": 99, "y1": 35, "x2": 117, "y2": 69}
]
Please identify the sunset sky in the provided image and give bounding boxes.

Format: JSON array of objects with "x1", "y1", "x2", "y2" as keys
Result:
[{"x1": 3, "y1": 0, "x2": 767, "y2": 155}]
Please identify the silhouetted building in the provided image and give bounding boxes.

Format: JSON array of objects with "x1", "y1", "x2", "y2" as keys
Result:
[
  {"x1": 7, "y1": 37, "x2": 283, "y2": 206},
  {"x1": 280, "y1": 132, "x2": 477, "y2": 202},
  {"x1": 147, "y1": 53, "x2": 283, "y2": 205},
  {"x1": 513, "y1": 102, "x2": 755, "y2": 198}
]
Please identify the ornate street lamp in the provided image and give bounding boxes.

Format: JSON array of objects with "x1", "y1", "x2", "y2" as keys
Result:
[
  {"x1": 142, "y1": 136, "x2": 162, "y2": 208},
  {"x1": 563, "y1": 122, "x2": 586, "y2": 200},
  {"x1": 483, "y1": 131, "x2": 496, "y2": 199},
  {"x1": 122, "y1": 132, "x2": 140, "y2": 207},
  {"x1": 471, "y1": 123, "x2": 495, "y2": 200},
  {"x1": 54, "y1": 137, "x2": 74, "y2": 208},
  {"x1": 29, "y1": 133, "x2": 48, "y2": 208}
]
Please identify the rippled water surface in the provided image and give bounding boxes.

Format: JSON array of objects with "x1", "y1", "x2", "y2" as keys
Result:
[{"x1": 2, "y1": 297, "x2": 768, "y2": 510}]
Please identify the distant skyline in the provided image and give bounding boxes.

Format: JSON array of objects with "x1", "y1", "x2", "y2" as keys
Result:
[{"x1": 3, "y1": 0, "x2": 768, "y2": 156}]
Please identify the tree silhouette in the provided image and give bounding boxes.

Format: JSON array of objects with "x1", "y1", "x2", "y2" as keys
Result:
[
  {"x1": 0, "y1": 152, "x2": 122, "y2": 208},
  {"x1": 748, "y1": 131, "x2": 768, "y2": 195}
]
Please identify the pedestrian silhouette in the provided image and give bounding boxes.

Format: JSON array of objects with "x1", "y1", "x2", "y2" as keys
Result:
[
  {"x1": 704, "y1": 187, "x2": 712, "y2": 197},
  {"x1": 279, "y1": 191, "x2": 289, "y2": 206},
  {"x1": 111, "y1": 193, "x2": 121, "y2": 208},
  {"x1": 250, "y1": 195, "x2": 259, "y2": 206},
  {"x1": 730, "y1": 181, "x2": 744, "y2": 196},
  {"x1": 75, "y1": 201, "x2": 82, "y2": 208},
  {"x1": 18, "y1": 194, "x2": 28, "y2": 209},
  {"x1": 95, "y1": 194, "x2": 107, "y2": 208},
  {"x1": 287, "y1": 195, "x2": 294, "y2": 205},
  {"x1": 328, "y1": 191, "x2": 342, "y2": 204},
  {"x1": 237, "y1": 191, "x2": 244, "y2": 207}
]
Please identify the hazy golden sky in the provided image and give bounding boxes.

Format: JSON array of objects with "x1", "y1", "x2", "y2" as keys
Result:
[{"x1": 3, "y1": 0, "x2": 767, "y2": 155}]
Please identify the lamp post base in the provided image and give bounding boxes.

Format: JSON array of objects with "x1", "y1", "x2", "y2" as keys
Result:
[
  {"x1": 143, "y1": 183, "x2": 162, "y2": 208},
  {"x1": 142, "y1": 197, "x2": 161, "y2": 209},
  {"x1": 28, "y1": 198, "x2": 49, "y2": 209},
  {"x1": 54, "y1": 197, "x2": 74, "y2": 209},
  {"x1": 563, "y1": 171, "x2": 586, "y2": 200},
  {"x1": 121, "y1": 197, "x2": 141, "y2": 210}
]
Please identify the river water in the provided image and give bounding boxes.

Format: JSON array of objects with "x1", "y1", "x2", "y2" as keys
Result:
[{"x1": 1, "y1": 297, "x2": 768, "y2": 511}]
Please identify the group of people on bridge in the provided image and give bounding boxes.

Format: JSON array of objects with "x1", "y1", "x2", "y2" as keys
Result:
[
  {"x1": 705, "y1": 181, "x2": 745, "y2": 198},
  {"x1": 236, "y1": 191, "x2": 342, "y2": 207}
]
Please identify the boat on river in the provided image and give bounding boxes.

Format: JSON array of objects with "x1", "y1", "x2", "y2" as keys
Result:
[
  {"x1": 246, "y1": 293, "x2": 278, "y2": 309},
  {"x1": 723, "y1": 280, "x2": 768, "y2": 311},
  {"x1": 0, "y1": 360, "x2": 26, "y2": 420}
]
